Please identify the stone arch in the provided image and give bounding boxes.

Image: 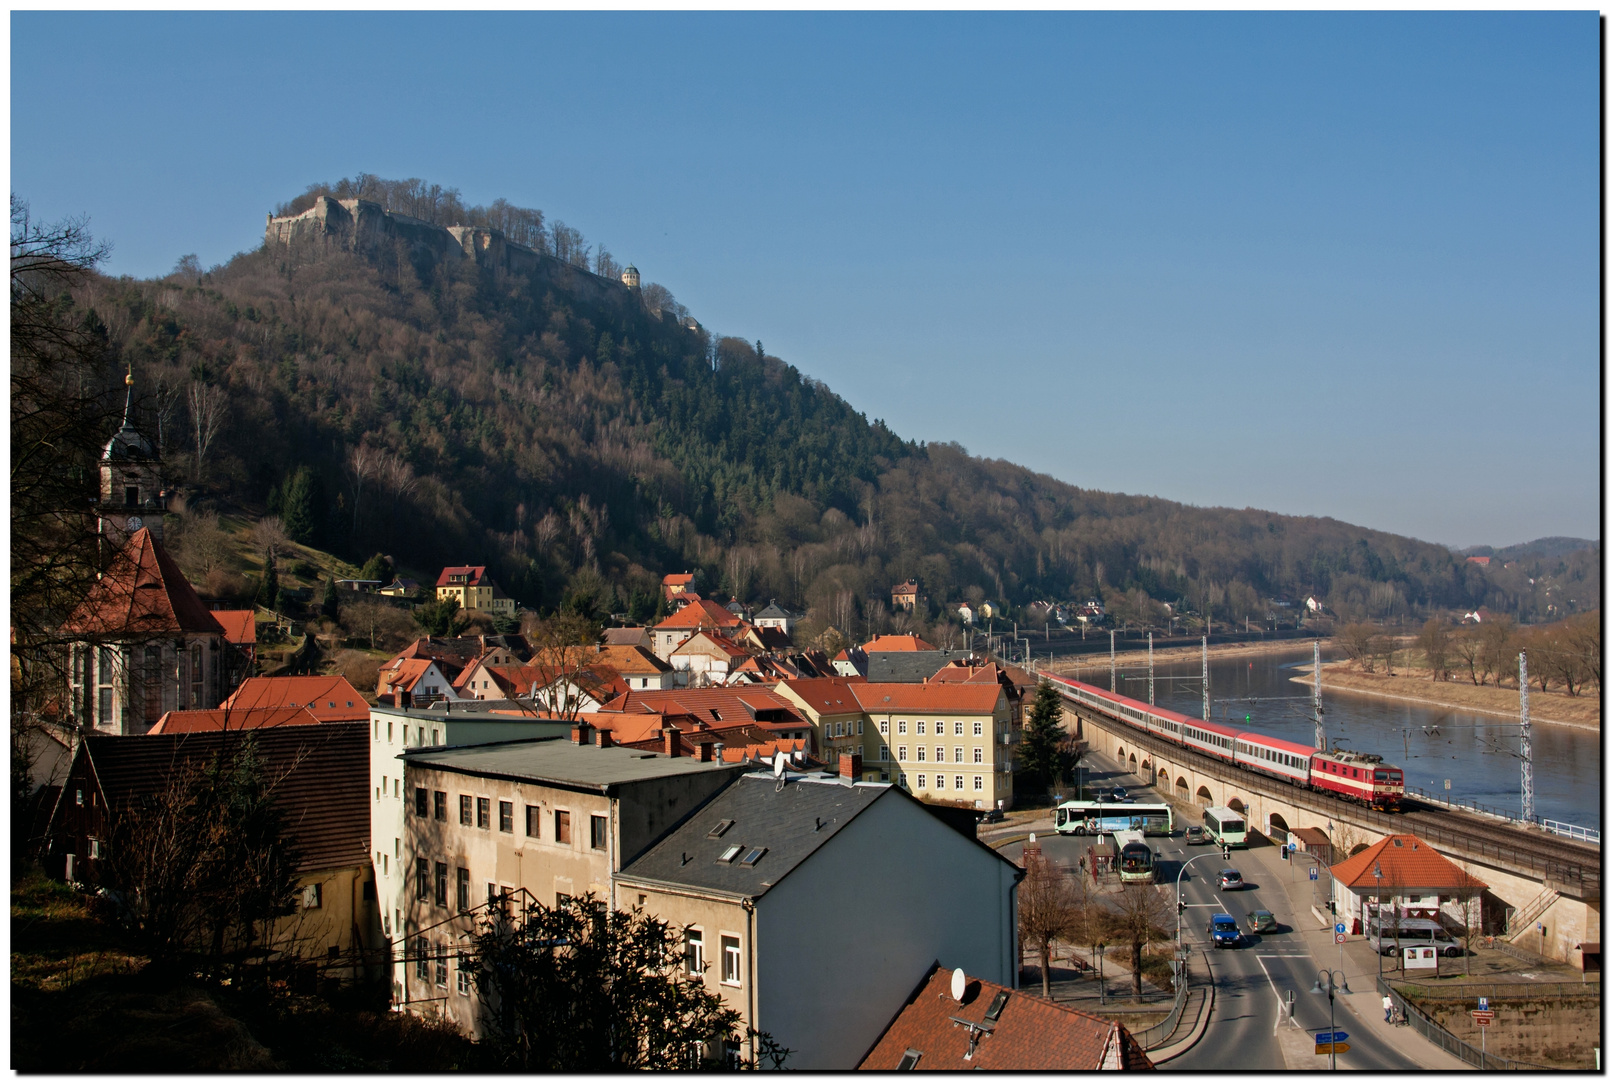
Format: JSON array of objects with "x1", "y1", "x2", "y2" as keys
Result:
[
  {"x1": 1350, "y1": 843, "x2": 1369, "y2": 857},
  {"x1": 1116, "y1": 745, "x2": 1125, "y2": 763},
  {"x1": 1141, "y1": 759, "x2": 1154, "y2": 784},
  {"x1": 1175, "y1": 777, "x2": 1189, "y2": 795},
  {"x1": 1196, "y1": 785, "x2": 1213, "y2": 805},
  {"x1": 1228, "y1": 797, "x2": 1246, "y2": 813},
  {"x1": 1157, "y1": 767, "x2": 1170, "y2": 789},
  {"x1": 1128, "y1": 753, "x2": 1138, "y2": 773},
  {"x1": 1269, "y1": 812, "x2": 1290, "y2": 834}
]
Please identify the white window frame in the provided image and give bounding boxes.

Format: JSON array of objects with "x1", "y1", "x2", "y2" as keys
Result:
[
  {"x1": 974, "y1": 746, "x2": 983, "y2": 764},
  {"x1": 898, "y1": 745, "x2": 908, "y2": 761},
  {"x1": 898, "y1": 720, "x2": 907, "y2": 735},
  {"x1": 686, "y1": 926, "x2": 706, "y2": 977},
  {"x1": 916, "y1": 774, "x2": 927, "y2": 789},
  {"x1": 720, "y1": 934, "x2": 742, "y2": 986},
  {"x1": 973, "y1": 721, "x2": 983, "y2": 736},
  {"x1": 879, "y1": 719, "x2": 889, "y2": 735}
]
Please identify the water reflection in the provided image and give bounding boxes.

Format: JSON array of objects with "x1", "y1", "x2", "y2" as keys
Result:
[{"x1": 1081, "y1": 645, "x2": 1600, "y2": 831}]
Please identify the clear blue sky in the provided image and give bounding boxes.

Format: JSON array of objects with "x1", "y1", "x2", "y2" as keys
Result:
[{"x1": 12, "y1": 12, "x2": 1600, "y2": 550}]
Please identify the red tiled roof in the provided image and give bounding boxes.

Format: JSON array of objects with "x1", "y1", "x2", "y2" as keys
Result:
[
  {"x1": 593, "y1": 686, "x2": 807, "y2": 733},
  {"x1": 662, "y1": 572, "x2": 696, "y2": 587},
  {"x1": 595, "y1": 644, "x2": 672, "y2": 676},
  {"x1": 1329, "y1": 834, "x2": 1487, "y2": 893},
  {"x1": 670, "y1": 630, "x2": 749, "y2": 660},
  {"x1": 434, "y1": 565, "x2": 488, "y2": 589},
  {"x1": 892, "y1": 580, "x2": 920, "y2": 596},
  {"x1": 849, "y1": 682, "x2": 1003, "y2": 715},
  {"x1": 61, "y1": 529, "x2": 224, "y2": 638},
  {"x1": 653, "y1": 598, "x2": 745, "y2": 630},
  {"x1": 211, "y1": 610, "x2": 257, "y2": 646},
  {"x1": 384, "y1": 658, "x2": 440, "y2": 694},
  {"x1": 220, "y1": 676, "x2": 368, "y2": 721},
  {"x1": 860, "y1": 965, "x2": 1152, "y2": 1070},
  {"x1": 148, "y1": 705, "x2": 319, "y2": 735},
  {"x1": 777, "y1": 677, "x2": 867, "y2": 716},
  {"x1": 862, "y1": 634, "x2": 937, "y2": 653}
]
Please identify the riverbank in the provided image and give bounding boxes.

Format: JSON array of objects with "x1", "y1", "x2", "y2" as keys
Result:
[
  {"x1": 1046, "y1": 636, "x2": 1324, "y2": 676},
  {"x1": 1290, "y1": 660, "x2": 1599, "y2": 730}
]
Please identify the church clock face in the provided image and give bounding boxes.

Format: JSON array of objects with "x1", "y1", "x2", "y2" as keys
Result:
[{"x1": 126, "y1": 515, "x2": 144, "y2": 530}]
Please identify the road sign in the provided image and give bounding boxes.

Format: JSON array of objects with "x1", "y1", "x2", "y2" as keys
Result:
[
  {"x1": 1478, "y1": 997, "x2": 1490, "y2": 1011},
  {"x1": 1476, "y1": 1016, "x2": 1493, "y2": 1027},
  {"x1": 1315, "y1": 1031, "x2": 1350, "y2": 1044},
  {"x1": 1334, "y1": 923, "x2": 1346, "y2": 934},
  {"x1": 1310, "y1": 867, "x2": 1319, "y2": 880},
  {"x1": 1335, "y1": 932, "x2": 1346, "y2": 944},
  {"x1": 1315, "y1": 1043, "x2": 1351, "y2": 1055},
  {"x1": 1472, "y1": 1009, "x2": 1495, "y2": 1020}
]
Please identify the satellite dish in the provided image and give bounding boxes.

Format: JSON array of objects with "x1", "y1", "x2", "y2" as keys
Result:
[
  {"x1": 951, "y1": 967, "x2": 967, "y2": 1001},
  {"x1": 773, "y1": 753, "x2": 786, "y2": 778}
]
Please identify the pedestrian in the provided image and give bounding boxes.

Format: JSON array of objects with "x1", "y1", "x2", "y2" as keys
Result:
[{"x1": 1382, "y1": 994, "x2": 1393, "y2": 1023}]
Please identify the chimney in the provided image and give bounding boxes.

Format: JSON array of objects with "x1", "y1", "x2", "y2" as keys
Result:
[
  {"x1": 697, "y1": 741, "x2": 713, "y2": 763},
  {"x1": 663, "y1": 726, "x2": 683, "y2": 758},
  {"x1": 572, "y1": 722, "x2": 592, "y2": 745},
  {"x1": 597, "y1": 728, "x2": 614, "y2": 749},
  {"x1": 712, "y1": 741, "x2": 725, "y2": 765},
  {"x1": 839, "y1": 750, "x2": 862, "y2": 786}
]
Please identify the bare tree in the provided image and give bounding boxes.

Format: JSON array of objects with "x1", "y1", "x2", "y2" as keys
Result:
[
  {"x1": 725, "y1": 547, "x2": 758, "y2": 603},
  {"x1": 339, "y1": 598, "x2": 416, "y2": 652},
  {"x1": 1018, "y1": 845, "x2": 1082, "y2": 999},
  {"x1": 1103, "y1": 883, "x2": 1173, "y2": 999},
  {"x1": 251, "y1": 517, "x2": 290, "y2": 567},
  {"x1": 187, "y1": 381, "x2": 228, "y2": 482},
  {"x1": 831, "y1": 590, "x2": 856, "y2": 637},
  {"x1": 1417, "y1": 619, "x2": 1452, "y2": 681},
  {"x1": 1337, "y1": 622, "x2": 1378, "y2": 671},
  {"x1": 342, "y1": 442, "x2": 379, "y2": 540},
  {"x1": 150, "y1": 372, "x2": 186, "y2": 458},
  {"x1": 523, "y1": 614, "x2": 603, "y2": 725}
]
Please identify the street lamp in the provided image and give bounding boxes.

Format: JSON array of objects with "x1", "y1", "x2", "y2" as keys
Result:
[
  {"x1": 1175, "y1": 846, "x2": 1233, "y2": 952},
  {"x1": 1309, "y1": 968, "x2": 1351, "y2": 1070},
  {"x1": 1095, "y1": 941, "x2": 1107, "y2": 1005},
  {"x1": 1373, "y1": 862, "x2": 1385, "y2": 981}
]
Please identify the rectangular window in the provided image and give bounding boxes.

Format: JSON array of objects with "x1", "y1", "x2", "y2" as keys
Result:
[
  {"x1": 954, "y1": 722, "x2": 964, "y2": 736},
  {"x1": 916, "y1": 747, "x2": 926, "y2": 762},
  {"x1": 898, "y1": 774, "x2": 909, "y2": 789},
  {"x1": 974, "y1": 747, "x2": 983, "y2": 764},
  {"x1": 459, "y1": 795, "x2": 473, "y2": 826},
  {"x1": 898, "y1": 745, "x2": 907, "y2": 761},
  {"x1": 721, "y1": 935, "x2": 742, "y2": 985},
  {"x1": 190, "y1": 644, "x2": 203, "y2": 707},
  {"x1": 686, "y1": 928, "x2": 705, "y2": 976},
  {"x1": 89, "y1": 837, "x2": 103, "y2": 860},
  {"x1": 456, "y1": 963, "x2": 470, "y2": 996},
  {"x1": 387, "y1": 722, "x2": 394, "y2": 742},
  {"x1": 456, "y1": 867, "x2": 471, "y2": 911},
  {"x1": 434, "y1": 862, "x2": 448, "y2": 906},
  {"x1": 525, "y1": 805, "x2": 540, "y2": 838},
  {"x1": 917, "y1": 774, "x2": 927, "y2": 789},
  {"x1": 417, "y1": 857, "x2": 430, "y2": 901},
  {"x1": 898, "y1": 720, "x2": 907, "y2": 735},
  {"x1": 555, "y1": 810, "x2": 571, "y2": 845},
  {"x1": 416, "y1": 942, "x2": 431, "y2": 981},
  {"x1": 858, "y1": 720, "x2": 864, "y2": 735},
  {"x1": 590, "y1": 815, "x2": 608, "y2": 851},
  {"x1": 477, "y1": 797, "x2": 491, "y2": 829},
  {"x1": 434, "y1": 790, "x2": 447, "y2": 821},
  {"x1": 499, "y1": 800, "x2": 514, "y2": 833},
  {"x1": 382, "y1": 853, "x2": 389, "y2": 875},
  {"x1": 974, "y1": 776, "x2": 984, "y2": 791},
  {"x1": 955, "y1": 775, "x2": 964, "y2": 790},
  {"x1": 879, "y1": 720, "x2": 889, "y2": 735},
  {"x1": 415, "y1": 787, "x2": 429, "y2": 817},
  {"x1": 935, "y1": 775, "x2": 946, "y2": 789},
  {"x1": 935, "y1": 746, "x2": 945, "y2": 763},
  {"x1": 880, "y1": 746, "x2": 890, "y2": 761},
  {"x1": 435, "y1": 943, "x2": 448, "y2": 988},
  {"x1": 916, "y1": 721, "x2": 926, "y2": 735}
]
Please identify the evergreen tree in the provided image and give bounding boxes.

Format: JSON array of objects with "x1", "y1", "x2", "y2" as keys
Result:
[
  {"x1": 321, "y1": 574, "x2": 340, "y2": 621},
  {"x1": 1018, "y1": 680, "x2": 1074, "y2": 792},
  {"x1": 279, "y1": 466, "x2": 325, "y2": 545},
  {"x1": 257, "y1": 560, "x2": 280, "y2": 613},
  {"x1": 358, "y1": 553, "x2": 390, "y2": 585}
]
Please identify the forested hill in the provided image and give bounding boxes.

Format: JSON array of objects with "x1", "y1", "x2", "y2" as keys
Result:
[{"x1": 68, "y1": 177, "x2": 1506, "y2": 631}]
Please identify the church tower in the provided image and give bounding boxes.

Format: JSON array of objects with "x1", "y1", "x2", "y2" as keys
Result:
[{"x1": 98, "y1": 370, "x2": 165, "y2": 552}]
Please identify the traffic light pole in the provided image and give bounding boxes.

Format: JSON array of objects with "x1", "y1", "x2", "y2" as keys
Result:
[{"x1": 1175, "y1": 846, "x2": 1233, "y2": 951}]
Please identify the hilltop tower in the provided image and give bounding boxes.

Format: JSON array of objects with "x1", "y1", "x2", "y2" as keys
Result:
[
  {"x1": 621, "y1": 264, "x2": 641, "y2": 290},
  {"x1": 98, "y1": 370, "x2": 165, "y2": 553}
]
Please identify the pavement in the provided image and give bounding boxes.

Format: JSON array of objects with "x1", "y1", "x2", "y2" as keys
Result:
[{"x1": 1039, "y1": 748, "x2": 1477, "y2": 1071}]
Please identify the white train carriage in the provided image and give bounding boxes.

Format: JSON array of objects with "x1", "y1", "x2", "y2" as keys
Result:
[{"x1": 1231, "y1": 730, "x2": 1312, "y2": 786}]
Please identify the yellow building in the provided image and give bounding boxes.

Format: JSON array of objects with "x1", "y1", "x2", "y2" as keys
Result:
[{"x1": 434, "y1": 565, "x2": 515, "y2": 615}]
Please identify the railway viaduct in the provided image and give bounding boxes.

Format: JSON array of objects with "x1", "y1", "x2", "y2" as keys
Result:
[{"x1": 1066, "y1": 702, "x2": 1601, "y2": 969}]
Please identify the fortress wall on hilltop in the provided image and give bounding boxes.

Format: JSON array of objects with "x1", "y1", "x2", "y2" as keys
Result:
[{"x1": 265, "y1": 196, "x2": 659, "y2": 317}]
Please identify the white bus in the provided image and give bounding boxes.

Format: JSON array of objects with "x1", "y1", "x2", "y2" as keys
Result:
[
  {"x1": 1114, "y1": 829, "x2": 1156, "y2": 884},
  {"x1": 1202, "y1": 806, "x2": 1247, "y2": 849},
  {"x1": 1053, "y1": 801, "x2": 1174, "y2": 837}
]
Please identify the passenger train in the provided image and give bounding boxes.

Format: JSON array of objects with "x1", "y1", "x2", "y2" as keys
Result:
[{"x1": 1043, "y1": 673, "x2": 1404, "y2": 809}]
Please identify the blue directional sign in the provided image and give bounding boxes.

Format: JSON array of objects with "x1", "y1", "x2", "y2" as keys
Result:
[
  {"x1": 1315, "y1": 1031, "x2": 1350, "y2": 1044},
  {"x1": 1310, "y1": 867, "x2": 1319, "y2": 880},
  {"x1": 1478, "y1": 997, "x2": 1490, "y2": 1012},
  {"x1": 1334, "y1": 923, "x2": 1347, "y2": 935}
]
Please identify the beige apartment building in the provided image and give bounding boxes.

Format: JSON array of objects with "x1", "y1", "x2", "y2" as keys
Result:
[
  {"x1": 394, "y1": 730, "x2": 743, "y2": 1033},
  {"x1": 776, "y1": 679, "x2": 1016, "y2": 810}
]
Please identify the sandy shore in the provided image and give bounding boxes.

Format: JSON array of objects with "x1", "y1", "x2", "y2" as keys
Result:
[{"x1": 1289, "y1": 664, "x2": 1600, "y2": 731}]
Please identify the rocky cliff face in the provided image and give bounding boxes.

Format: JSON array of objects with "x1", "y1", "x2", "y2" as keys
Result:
[{"x1": 265, "y1": 196, "x2": 640, "y2": 313}]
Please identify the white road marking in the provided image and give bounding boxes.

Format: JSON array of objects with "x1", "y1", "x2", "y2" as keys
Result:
[{"x1": 1254, "y1": 953, "x2": 1288, "y2": 1035}]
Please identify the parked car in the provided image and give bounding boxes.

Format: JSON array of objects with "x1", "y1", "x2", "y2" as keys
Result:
[
  {"x1": 1185, "y1": 825, "x2": 1209, "y2": 845},
  {"x1": 1209, "y1": 913, "x2": 1243, "y2": 948},
  {"x1": 979, "y1": 808, "x2": 1005, "y2": 824},
  {"x1": 1218, "y1": 869, "x2": 1245, "y2": 891},
  {"x1": 1245, "y1": 910, "x2": 1278, "y2": 934}
]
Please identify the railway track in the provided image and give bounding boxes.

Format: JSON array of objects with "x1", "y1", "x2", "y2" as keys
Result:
[{"x1": 1070, "y1": 703, "x2": 1601, "y2": 892}]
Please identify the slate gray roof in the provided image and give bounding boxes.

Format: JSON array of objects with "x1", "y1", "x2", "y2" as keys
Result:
[
  {"x1": 405, "y1": 737, "x2": 743, "y2": 791},
  {"x1": 754, "y1": 601, "x2": 797, "y2": 621},
  {"x1": 863, "y1": 650, "x2": 973, "y2": 683},
  {"x1": 616, "y1": 773, "x2": 892, "y2": 900}
]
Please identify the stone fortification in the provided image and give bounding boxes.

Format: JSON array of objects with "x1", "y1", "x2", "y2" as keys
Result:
[{"x1": 265, "y1": 196, "x2": 657, "y2": 316}]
